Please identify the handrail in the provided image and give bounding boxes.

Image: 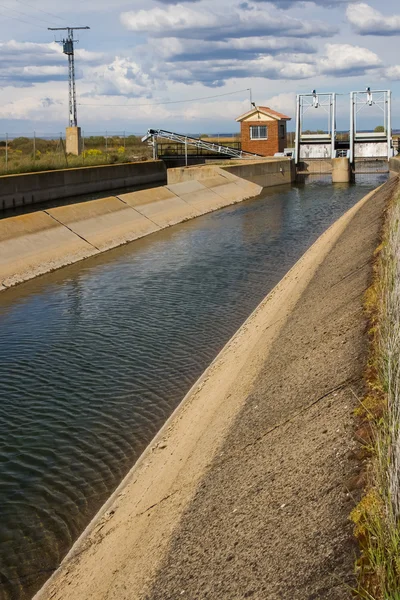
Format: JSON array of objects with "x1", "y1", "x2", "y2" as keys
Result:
[{"x1": 142, "y1": 129, "x2": 261, "y2": 160}]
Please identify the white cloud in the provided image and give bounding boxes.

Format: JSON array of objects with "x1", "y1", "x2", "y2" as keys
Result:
[
  {"x1": 121, "y1": 3, "x2": 337, "y2": 39},
  {"x1": 1, "y1": 0, "x2": 400, "y2": 132},
  {"x1": 156, "y1": 36, "x2": 316, "y2": 61},
  {"x1": 157, "y1": 54, "x2": 317, "y2": 86},
  {"x1": 179, "y1": 91, "x2": 296, "y2": 122},
  {"x1": 267, "y1": 0, "x2": 355, "y2": 5},
  {"x1": 142, "y1": 39, "x2": 380, "y2": 86},
  {"x1": 124, "y1": 4, "x2": 214, "y2": 33},
  {"x1": 262, "y1": 92, "x2": 296, "y2": 116},
  {"x1": 0, "y1": 40, "x2": 62, "y2": 65},
  {"x1": 0, "y1": 41, "x2": 105, "y2": 86},
  {"x1": 0, "y1": 83, "x2": 66, "y2": 123},
  {"x1": 75, "y1": 49, "x2": 106, "y2": 64},
  {"x1": 384, "y1": 65, "x2": 400, "y2": 80},
  {"x1": 156, "y1": 0, "x2": 352, "y2": 5},
  {"x1": 347, "y1": 3, "x2": 400, "y2": 35},
  {"x1": 85, "y1": 57, "x2": 153, "y2": 97},
  {"x1": 318, "y1": 43, "x2": 381, "y2": 76}
]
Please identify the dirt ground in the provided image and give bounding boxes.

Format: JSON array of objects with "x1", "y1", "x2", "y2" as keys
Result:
[
  {"x1": 35, "y1": 178, "x2": 397, "y2": 600},
  {"x1": 143, "y1": 182, "x2": 394, "y2": 600}
]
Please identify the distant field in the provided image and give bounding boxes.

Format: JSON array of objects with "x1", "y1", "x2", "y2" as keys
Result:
[{"x1": 0, "y1": 135, "x2": 152, "y2": 176}]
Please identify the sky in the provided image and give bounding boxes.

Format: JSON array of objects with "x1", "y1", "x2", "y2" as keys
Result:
[{"x1": 0, "y1": 0, "x2": 400, "y2": 135}]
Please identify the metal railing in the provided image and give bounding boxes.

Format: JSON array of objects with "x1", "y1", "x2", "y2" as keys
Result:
[
  {"x1": 157, "y1": 141, "x2": 242, "y2": 158},
  {"x1": 142, "y1": 129, "x2": 260, "y2": 162}
]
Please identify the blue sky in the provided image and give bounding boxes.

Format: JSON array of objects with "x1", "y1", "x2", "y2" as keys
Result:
[{"x1": 0, "y1": 0, "x2": 400, "y2": 135}]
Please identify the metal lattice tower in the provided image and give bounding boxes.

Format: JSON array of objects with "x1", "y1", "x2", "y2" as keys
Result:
[{"x1": 49, "y1": 26, "x2": 90, "y2": 127}]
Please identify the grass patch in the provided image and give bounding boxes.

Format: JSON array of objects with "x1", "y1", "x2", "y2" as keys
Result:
[{"x1": 351, "y1": 183, "x2": 400, "y2": 599}]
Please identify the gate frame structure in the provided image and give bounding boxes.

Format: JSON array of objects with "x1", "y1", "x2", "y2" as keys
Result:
[
  {"x1": 350, "y1": 89, "x2": 392, "y2": 164},
  {"x1": 294, "y1": 91, "x2": 336, "y2": 164}
]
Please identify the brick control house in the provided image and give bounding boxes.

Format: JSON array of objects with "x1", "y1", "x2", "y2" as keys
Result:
[{"x1": 236, "y1": 106, "x2": 291, "y2": 156}]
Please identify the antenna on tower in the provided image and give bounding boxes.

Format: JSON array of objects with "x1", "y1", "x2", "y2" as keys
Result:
[{"x1": 48, "y1": 26, "x2": 90, "y2": 127}]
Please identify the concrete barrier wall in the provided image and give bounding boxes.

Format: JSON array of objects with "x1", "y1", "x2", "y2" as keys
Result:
[
  {"x1": 0, "y1": 161, "x2": 167, "y2": 211},
  {"x1": 297, "y1": 160, "x2": 333, "y2": 174},
  {"x1": 389, "y1": 157, "x2": 400, "y2": 174},
  {"x1": 0, "y1": 165, "x2": 264, "y2": 290},
  {"x1": 167, "y1": 158, "x2": 295, "y2": 187},
  {"x1": 221, "y1": 158, "x2": 295, "y2": 187},
  {"x1": 167, "y1": 165, "x2": 230, "y2": 184}
]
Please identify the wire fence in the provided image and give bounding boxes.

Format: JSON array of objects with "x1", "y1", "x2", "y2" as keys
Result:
[
  {"x1": 0, "y1": 131, "x2": 153, "y2": 176},
  {"x1": 0, "y1": 130, "x2": 298, "y2": 176},
  {"x1": 0, "y1": 131, "x2": 245, "y2": 175}
]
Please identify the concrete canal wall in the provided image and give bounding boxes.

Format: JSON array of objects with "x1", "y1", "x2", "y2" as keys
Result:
[
  {"x1": 390, "y1": 156, "x2": 400, "y2": 174},
  {"x1": 167, "y1": 157, "x2": 294, "y2": 187},
  {"x1": 0, "y1": 164, "x2": 266, "y2": 290},
  {"x1": 297, "y1": 159, "x2": 333, "y2": 175},
  {"x1": 222, "y1": 158, "x2": 295, "y2": 187},
  {"x1": 0, "y1": 161, "x2": 167, "y2": 211}
]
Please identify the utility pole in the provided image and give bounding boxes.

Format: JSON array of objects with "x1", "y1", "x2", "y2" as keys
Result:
[{"x1": 48, "y1": 26, "x2": 90, "y2": 128}]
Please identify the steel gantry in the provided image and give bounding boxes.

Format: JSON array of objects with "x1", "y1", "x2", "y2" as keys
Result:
[
  {"x1": 142, "y1": 129, "x2": 261, "y2": 163},
  {"x1": 295, "y1": 91, "x2": 336, "y2": 164},
  {"x1": 350, "y1": 89, "x2": 393, "y2": 163}
]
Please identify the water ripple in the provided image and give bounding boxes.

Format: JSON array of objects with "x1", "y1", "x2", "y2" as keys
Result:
[{"x1": 0, "y1": 176, "x2": 385, "y2": 600}]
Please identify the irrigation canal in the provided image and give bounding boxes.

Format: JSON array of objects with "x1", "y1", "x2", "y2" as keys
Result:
[{"x1": 0, "y1": 175, "x2": 386, "y2": 600}]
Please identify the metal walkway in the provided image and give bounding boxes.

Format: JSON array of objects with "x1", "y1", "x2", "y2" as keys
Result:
[{"x1": 142, "y1": 129, "x2": 261, "y2": 161}]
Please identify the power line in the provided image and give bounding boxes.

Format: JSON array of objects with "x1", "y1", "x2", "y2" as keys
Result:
[
  {"x1": 0, "y1": 2, "x2": 54, "y2": 25},
  {"x1": 0, "y1": 8, "x2": 43, "y2": 28},
  {"x1": 14, "y1": 0, "x2": 66, "y2": 22},
  {"x1": 79, "y1": 88, "x2": 252, "y2": 108}
]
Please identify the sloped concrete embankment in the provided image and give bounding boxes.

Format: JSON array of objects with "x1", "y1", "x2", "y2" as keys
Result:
[
  {"x1": 0, "y1": 166, "x2": 262, "y2": 290},
  {"x1": 33, "y1": 178, "x2": 398, "y2": 600}
]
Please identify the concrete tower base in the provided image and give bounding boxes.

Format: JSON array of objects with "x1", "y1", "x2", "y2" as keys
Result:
[
  {"x1": 332, "y1": 158, "x2": 351, "y2": 183},
  {"x1": 66, "y1": 127, "x2": 82, "y2": 156}
]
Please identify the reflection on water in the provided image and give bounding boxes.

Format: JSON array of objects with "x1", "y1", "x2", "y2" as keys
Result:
[{"x1": 0, "y1": 176, "x2": 386, "y2": 600}]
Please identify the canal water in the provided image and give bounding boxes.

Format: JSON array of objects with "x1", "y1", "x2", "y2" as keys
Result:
[{"x1": 0, "y1": 175, "x2": 386, "y2": 600}]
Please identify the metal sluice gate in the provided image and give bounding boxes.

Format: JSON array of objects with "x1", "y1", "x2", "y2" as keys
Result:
[
  {"x1": 142, "y1": 129, "x2": 261, "y2": 162},
  {"x1": 295, "y1": 89, "x2": 393, "y2": 165}
]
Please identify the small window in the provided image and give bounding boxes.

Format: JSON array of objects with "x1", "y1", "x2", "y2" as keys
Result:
[
  {"x1": 279, "y1": 124, "x2": 286, "y2": 139},
  {"x1": 250, "y1": 125, "x2": 268, "y2": 140}
]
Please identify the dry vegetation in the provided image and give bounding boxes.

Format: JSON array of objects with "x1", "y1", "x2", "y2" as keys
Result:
[
  {"x1": 0, "y1": 135, "x2": 152, "y2": 176},
  {"x1": 351, "y1": 182, "x2": 400, "y2": 599}
]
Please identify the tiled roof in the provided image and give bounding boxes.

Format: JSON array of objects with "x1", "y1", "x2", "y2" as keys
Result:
[
  {"x1": 236, "y1": 106, "x2": 291, "y2": 122},
  {"x1": 257, "y1": 106, "x2": 291, "y2": 120}
]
